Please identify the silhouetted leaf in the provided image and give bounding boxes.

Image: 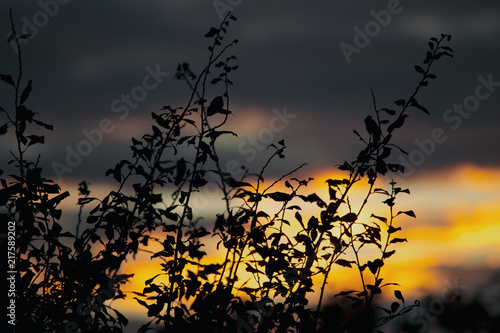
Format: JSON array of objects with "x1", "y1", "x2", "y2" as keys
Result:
[
  {"x1": 0, "y1": 74, "x2": 15, "y2": 86},
  {"x1": 145, "y1": 274, "x2": 162, "y2": 286},
  {"x1": 27, "y1": 134, "x2": 44, "y2": 146},
  {"x1": 207, "y1": 96, "x2": 224, "y2": 116},
  {"x1": 398, "y1": 210, "x2": 416, "y2": 218},
  {"x1": 414, "y1": 65, "x2": 425, "y2": 74},
  {"x1": 114, "y1": 309, "x2": 129, "y2": 326},
  {"x1": 298, "y1": 193, "x2": 326, "y2": 208},
  {"x1": 20, "y1": 80, "x2": 32, "y2": 105},
  {"x1": 174, "y1": 158, "x2": 186, "y2": 186},
  {"x1": 424, "y1": 50, "x2": 433, "y2": 64},
  {"x1": 335, "y1": 259, "x2": 354, "y2": 268},
  {"x1": 49, "y1": 191, "x2": 69, "y2": 206},
  {"x1": 134, "y1": 297, "x2": 149, "y2": 308},
  {"x1": 77, "y1": 197, "x2": 97, "y2": 205},
  {"x1": 340, "y1": 212, "x2": 357, "y2": 222},
  {"x1": 390, "y1": 238, "x2": 407, "y2": 244},
  {"x1": 266, "y1": 191, "x2": 291, "y2": 202},
  {"x1": 410, "y1": 97, "x2": 429, "y2": 115},
  {"x1": 0, "y1": 123, "x2": 8, "y2": 135},
  {"x1": 379, "y1": 146, "x2": 391, "y2": 159},
  {"x1": 376, "y1": 159, "x2": 387, "y2": 175},
  {"x1": 17, "y1": 105, "x2": 34, "y2": 122},
  {"x1": 393, "y1": 99, "x2": 405, "y2": 106},
  {"x1": 328, "y1": 186, "x2": 336, "y2": 200},
  {"x1": 307, "y1": 216, "x2": 319, "y2": 231},
  {"x1": 199, "y1": 140, "x2": 218, "y2": 162},
  {"x1": 364, "y1": 115, "x2": 379, "y2": 138},
  {"x1": 394, "y1": 187, "x2": 410, "y2": 195},
  {"x1": 367, "y1": 259, "x2": 384, "y2": 274},
  {"x1": 373, "y1": 188, "x2": 390, "y2": 195},
  {"x1": 435, "y1": 51, "x2": 452, "y2": 60},
  {"x1": 207, "y1": 130, "x2": 237, "y2": 141},
  {"x1": 325, "y1": 179, "x2": 340, "y2": 187},
  {"x1": 226, "y1": 177, "x2": 252, "y2": 188},
  {"x1": 440, "y1": 45, "x2": 453, "y2": 52},
  {"x1": 387, "y1": 114, "x2": 408, "y2": 133},
  {"x1": 370, "y1": 214, "x2": 387, "y2": 223},
  {"x1": 245, "y1": 263, "x2": 264, "y2": 275},
  {"x1": 388, "y1": 226, "x2": 401, "y2": 234},
  {"x1": 352, "y1": 129, "x2": 365, "y2": 142},
  {"x1": 383, "y1": 250, "x2": 396, "y2": 259},
  {"x1": 337, "y1": 161, "x2": 353, "y2": 171},
  {"x1": 366, "y1": 284, "x2": 382, "y2": 295},
  {"x1": 295, "y1": 211, "x2": 305, "y2": 230},
  {"x1": 381, "y1": 108, "x2": 396, "y2": 115},
  {"x1": 394, "y1": 290, "x2": 405, "y2": 304},
  {"x1": 391, "y1": 301, "x2": 400, "y2": 313},
  {"x1": 51, "y1": 222, "x2": 62, "y2": 236},
  {"x1": 33, "y1": 119, "x2": 53, "y2": 130},
  {"x1": 87, "y1": 215, "x2": 99, "y2": 224},
  {"x1": 387, "y1": 163, "x2": 405, "y2": 173},
  {"x1": 205, "y1": 27, "x2": 219, "y2": 38}
]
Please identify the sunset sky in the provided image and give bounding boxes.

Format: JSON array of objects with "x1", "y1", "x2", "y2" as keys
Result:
[{"x1": 1, "y1": 1, "x2": 499, "y2": 331}]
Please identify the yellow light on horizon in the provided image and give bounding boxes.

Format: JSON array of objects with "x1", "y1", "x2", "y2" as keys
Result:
[{"x1": 105, "y1": 163, "x2": 500, "y2": 321}]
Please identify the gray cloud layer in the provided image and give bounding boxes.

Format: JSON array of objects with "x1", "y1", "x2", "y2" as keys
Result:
[{"x1": 1, "y1": 1, "x2": 499, "y2": 183}]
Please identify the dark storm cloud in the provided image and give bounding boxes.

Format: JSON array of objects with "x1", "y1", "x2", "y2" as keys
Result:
[{"x1": 1, "y1": 1, "x2": 499, "y2": 183}]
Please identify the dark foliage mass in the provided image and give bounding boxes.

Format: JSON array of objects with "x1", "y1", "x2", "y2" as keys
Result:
[
  {"x1": 395, "y1": 273, "x2": 500, "y2": 333},
  {"x1": 1, "y1": 9, "x2": 459, "y2": 333}
]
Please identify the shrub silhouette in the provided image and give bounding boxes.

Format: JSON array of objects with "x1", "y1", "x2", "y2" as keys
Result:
[
  {"x1": 394, "y1": 273, "x2": 500, "y2": 332},
  {"x1": 1, "y1": 10, "x2": 454, "y2": 333}
]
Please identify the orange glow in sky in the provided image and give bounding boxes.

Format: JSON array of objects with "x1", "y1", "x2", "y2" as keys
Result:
[{"x1": 102, "y1": 163, "x2": 500, "y2": 320}]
